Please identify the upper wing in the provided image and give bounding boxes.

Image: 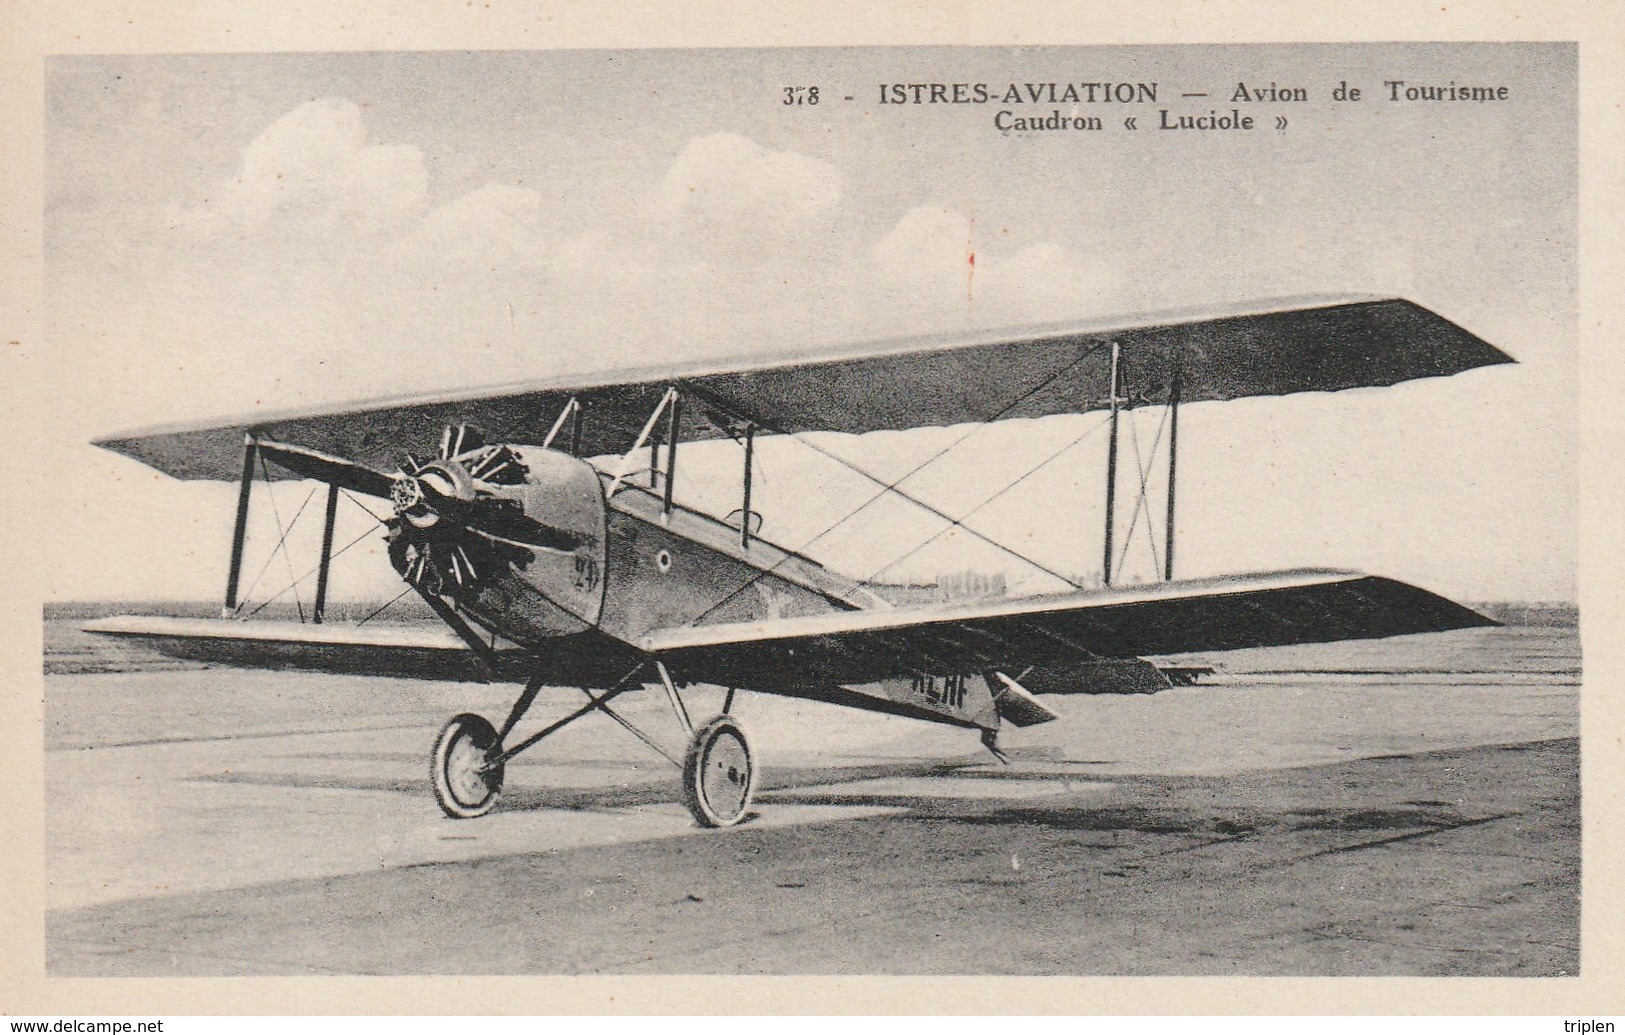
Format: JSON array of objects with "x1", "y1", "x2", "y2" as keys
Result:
[
  {"x1": 93, "y1": 296, "x2": 1511, "y2": 481},
  {"x1": 81, "y1": 616, "x2": 641, "y2": 686},
  {"x1": 639, "y1": 569, "x2": 1497, "y2": 692}
]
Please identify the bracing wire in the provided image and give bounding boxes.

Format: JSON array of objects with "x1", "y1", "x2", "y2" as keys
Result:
[
  {"x1": 675, "y1": 344, "x2": 1111, "y2": 627},
  {"x1": 241, "y1": 488, "x2": 393, "y2": 619},
  {"x1": 1137, "y1": 405, "x2": 1171, "y2": 572},
  {"x1": 242, "y1": 522, "x2": 386, "y2": 619},
  {"x1": 858, "y1": 410, "x2": 1117, "y2": 588},
  {"x1": 1137, "y1": 427, "x2": 1164, "y2": 574},
  {"x1": 776, "y1": 430, "x2": 1089, "y2": 590},
  {"x1": 1115, "y1": 403, "x2": 1170, "y2": 579},
  {"x1": 356, "y1": 584, "x2": 415, "y2": 627},
  {"x1": 341, "y1": 488, "x2": 391, "y2": 526},
  {"x1": 233, "y1": 476, "x2": 318, "y2": 618},
  {"x1": 255, "y1": 453, "x2": 308, "y2": 622}
]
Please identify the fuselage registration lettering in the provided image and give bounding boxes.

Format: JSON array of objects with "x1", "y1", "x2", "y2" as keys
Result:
[{"x1": 912, "y1": 673, "x2": 968, "y2": 710}]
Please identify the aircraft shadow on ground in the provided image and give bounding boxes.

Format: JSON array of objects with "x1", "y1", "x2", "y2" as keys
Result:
[
  {"x1": 910, "y1": 803, "x2": 1505, "y2": 839},
  {"x1": 185, "y1": 751, "x2": 1500, "y2": 840},
  {"x1": 186, "y1": 757, "x2": 998, "y2": 816}
]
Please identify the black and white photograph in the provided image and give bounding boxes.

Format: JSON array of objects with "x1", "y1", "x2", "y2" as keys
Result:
[{"x1": 24, "y1": 36, "x2": 1587, "y2": 988}]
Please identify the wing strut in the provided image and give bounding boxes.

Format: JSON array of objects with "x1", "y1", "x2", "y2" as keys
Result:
[
  {"x1": 312, "y1": 483, "x2": 340, "y2": 623},
  {"x1": 540, "y1": 396, "x2": 581, "y2": 451},
  {"x1": 569, "y1": 398, "x2": 585, "y2": 456},
  {"x1": 740, "y1": 423, "x2": 755, "y2": 550},
  {"x1": 607, "y1": 386, "x2": 678, "y2": 498},
  {"x1": 1164, "y1": 359, "x2": 1182, "y2": 581},
  {"x1": 649, "y1": 425, "x2": 661, "y2": 487},
  {"x1": 1101, "y1": 340, "x2": 1123, "y2": 587},
  {"x1": 224, "y1": 435, "x2": 258, "y2": 614},
  {"x1": 663, "y1": 391, "x2": 682, "y2": 519},
  {"x1": 223, "y1": 436, "x2": 258, "y2": 614}
]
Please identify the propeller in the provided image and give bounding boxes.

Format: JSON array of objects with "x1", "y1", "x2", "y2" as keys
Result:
[
  {"x1": 256, "y1": 426, "x2": 588, "y2": 598},
  {"x1": 387, "y1": 424, "x2": 587, "y2": 597}
]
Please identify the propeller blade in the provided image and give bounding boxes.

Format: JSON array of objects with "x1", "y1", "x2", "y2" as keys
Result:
[
  {"x1": 256, "y1": 439, "x2": 397, "y2": 498},
  {"x1": 464, "y1": 515, "x2": 587, "y2": 554}
]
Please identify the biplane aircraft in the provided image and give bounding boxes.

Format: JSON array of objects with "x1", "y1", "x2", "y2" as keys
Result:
[{"x1": 85, "y1": 295, "x2": 1511, "y2": 827}]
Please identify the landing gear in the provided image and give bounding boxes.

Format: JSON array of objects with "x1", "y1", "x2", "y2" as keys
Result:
[
  {"x1": 427, "y1": 665, "x2": 758, "y2": 828},
  {"x1": 431, "y1": 712, "x2": 504, "y2": 818},
  {"x1": 682, "y1": 715, "x2": 757, "y2": 828}
]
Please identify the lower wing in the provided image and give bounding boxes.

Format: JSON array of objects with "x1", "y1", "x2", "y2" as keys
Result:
[
  {"x1": 638, "y1": 568, "x2": 1496, "y2": 694},
  {"x1": 82, "y1": 570, "x2": 1492, "y2": 730},
  {"x1": 80, "y1": 615, "x2": 639, "y2": 687}
]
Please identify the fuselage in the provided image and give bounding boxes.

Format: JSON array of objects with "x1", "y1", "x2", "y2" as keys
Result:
[
  {"x1": 421, "y1": 446, "x2": 887, "y2": 651},
  {"x1": 387, "y1": 444, "x2": 1011, "y2": 731}
]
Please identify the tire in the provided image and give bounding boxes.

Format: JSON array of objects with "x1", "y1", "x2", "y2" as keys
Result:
[
  {"x1": 682, "y1": 715, "x2": 757, "y2": 828},
  {"x1": 431, "y1": 712, "x2": 504, "y2": 819}
]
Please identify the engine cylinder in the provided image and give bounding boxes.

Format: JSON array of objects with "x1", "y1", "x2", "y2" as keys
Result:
[{"x1": 390, "y1": 447, "x2": 608, "y2": 646}]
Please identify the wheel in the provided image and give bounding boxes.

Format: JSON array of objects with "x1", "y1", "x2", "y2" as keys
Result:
[
  {"x1": 431, "y1": 712, "x2": 504, "y2": 818},
  {"x1": 682, "y1": 715, "x2": 757, "y2": 828}
]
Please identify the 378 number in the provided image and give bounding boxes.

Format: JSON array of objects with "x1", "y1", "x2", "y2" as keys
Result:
[{"x1": 783, "y1": 86, "x2": 820, "y2": 106}]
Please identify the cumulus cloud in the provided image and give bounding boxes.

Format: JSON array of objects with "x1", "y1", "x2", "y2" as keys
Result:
[
  {"x1": 412, "y1": 184, "x2": 548, "y2": 271},
  {"x1": 189, "y1": 98, "x2": 429, "y2": 240},
  {"x1": 872, "y1": 206, "x2": 976, "y2": 279},
  {"x1": 646, "y1": 133, "x2": 843, "y2": 244},
  {"x1": 75, "y1": 99, "x2": 1124, "y2": 410}
]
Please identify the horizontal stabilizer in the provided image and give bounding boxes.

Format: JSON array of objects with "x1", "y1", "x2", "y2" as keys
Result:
[{"x1": 988, "y1": 672, "x2": 1061, "y2": 726}]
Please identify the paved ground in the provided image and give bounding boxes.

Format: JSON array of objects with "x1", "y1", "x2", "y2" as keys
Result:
[{"x1": 42, "y1": 624, "x2": 1580, "y2": 975}]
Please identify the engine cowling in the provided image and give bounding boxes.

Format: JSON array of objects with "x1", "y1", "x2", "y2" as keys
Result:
[{"x1": 388, "y1": 444, "x2": 607, "y2": 646}]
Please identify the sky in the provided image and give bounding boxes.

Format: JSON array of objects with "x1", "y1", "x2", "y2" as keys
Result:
[{"x1": 41, "y1": 43, "x2": 1577, "y2": 605}]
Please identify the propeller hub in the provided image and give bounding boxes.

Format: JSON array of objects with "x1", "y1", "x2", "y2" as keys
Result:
[
  {"x1": 392, "y1": 460, "x2": 475, "y2": 530},
  {"x1": 390, "y1": 475, "x2": 424, "y2": 518}
]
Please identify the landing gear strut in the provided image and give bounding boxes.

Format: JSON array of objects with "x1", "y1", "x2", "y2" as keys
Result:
[{"x1": 427, "y1": 663, "x2": 758, "y2": 828}]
